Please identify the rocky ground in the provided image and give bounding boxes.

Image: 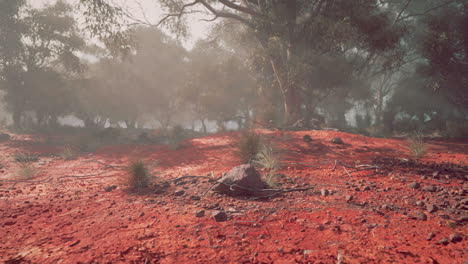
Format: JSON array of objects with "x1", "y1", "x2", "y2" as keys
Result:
[{"x1": 0, "y1": 130, "x2": 466, "y2": 263}]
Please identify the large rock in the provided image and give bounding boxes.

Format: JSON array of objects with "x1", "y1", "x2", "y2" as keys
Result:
[{"x1": 213, "y1": 164, "x2": 264, "y2": 196}]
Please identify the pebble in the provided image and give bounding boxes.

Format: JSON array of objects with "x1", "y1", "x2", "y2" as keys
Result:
[
  {"x1": 438, "y1": 238, "x2": 449, "y2": 245},
  {"x1": 212, "y1": 210, "x2": 228, "y2": 222},
  {"x1": 426, "y1": 233, "x2": 435, "y2": 241},
  {"x1": 321, "y1": 188, "x2": 329, "y2": 197},
  {"x1": 409, "y1": 182, "x2": 420, "y2": 189},
  {"x1": 449, "y1": 233, "x2": 462, "y2": 243},
  {"x1": 195, "y1": 210, "x2": 205, "y2": 218},
  {"x1": 174, "y1": 190, "x2": 185, "y2": 196},
  {"x1": 415, "y1": 212, "x2": 427, "y2": 221},
  {"x1": 104, "y1": 185, "x2": 117, "y2": 192},
  {"x1": 331, "y1": 137, "x2": 344, "y2": 144},
  {"x1": 426, "y1": 204, "x2": 438, "y2": 213},
  {"x1": 423, "y1": 185, "x2": 437, "y2": 192},
  {"x1": 345, "y1": 195, "x2": 353, "y2": 202}
]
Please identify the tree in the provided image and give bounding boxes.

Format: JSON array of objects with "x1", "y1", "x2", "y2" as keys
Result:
[{"x1": 0, "y1": 0, "x2": 84, "y2": 128}]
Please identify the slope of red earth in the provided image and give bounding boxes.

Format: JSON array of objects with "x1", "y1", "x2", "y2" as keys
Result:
[{"x1": 0, "y1": 130, "x2": 466, "y2": 264}]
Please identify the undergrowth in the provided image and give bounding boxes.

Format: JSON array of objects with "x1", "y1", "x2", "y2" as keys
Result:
[
  {"x1": 407, "y1": 131, "x2": 427, "y2": 158},
  {"x1": 16, "y1": 162, "x2": 38, "y2": 180},
  {"x1": 255, "y1": 144, "x2": 281, "y2": 188},
  {"x1": 14, "y1": 153, "x2": 39, "y2": 163},
  {"x1": 127, "y1": 160, "x2": 151, "y2": 189},
  {"x1": 236, "y1": 131, "x2": 263, "y2": 164}
]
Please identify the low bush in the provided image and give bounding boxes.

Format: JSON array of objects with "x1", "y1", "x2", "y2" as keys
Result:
[
  {"x1": 255, "y1": 144, "x2": 281, "y2": 188},
  {"x1": 127, "y1": 160, "x2": 151, "y2": 189},
  {"x1": 16, "y1": 163, "x2": 37, "y2": 180},
  {"x1": 407, "y1": 131, "x2": 427, "y2": 158}
]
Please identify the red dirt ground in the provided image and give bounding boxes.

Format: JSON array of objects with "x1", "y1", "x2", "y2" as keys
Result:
[{"x1": 0, "y1": 130, "x2": 466, "y2": 264}]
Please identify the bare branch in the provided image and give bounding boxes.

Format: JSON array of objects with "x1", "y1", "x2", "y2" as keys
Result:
[
  {"x1": 396, "y1": 0, "x2": 458, "y2": 23},
  {"x1": 218, "y1": 0, "x2": 261, "y2": 17},
  {"x1": 392, "y1": 0, "x2": 413, "y2": 26}
]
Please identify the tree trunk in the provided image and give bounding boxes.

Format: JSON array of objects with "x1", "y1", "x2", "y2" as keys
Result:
[{"x1": 200, "y1": 119, "x2": 207, "y2": 134}]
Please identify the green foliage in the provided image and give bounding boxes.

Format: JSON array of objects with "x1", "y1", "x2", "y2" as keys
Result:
[
  {"x1": 407, "y1": 131, "x2": 427, "y2": 158},
  {"x1": 236, "y1": 131, "x2": 263, "y2": 164},
  {"x1": 127, "y1": 160, "x2": 151, "y2": 189}
]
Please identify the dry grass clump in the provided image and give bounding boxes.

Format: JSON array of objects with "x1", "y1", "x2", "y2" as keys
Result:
[
  {"x1": 126, "y1": 160, "x2": 151, "y2": 189},
  {"x1": 236, "y1": 131, "x2": 263, "y2": 164},
  {"x1": 255, "y1": 144, "x2": 281, "y2": 188},
  {"x1": 61, "y1": 145, "x2": 76, "y2": 160},
  {"x1": 407, "y1": 131, "x2": 427, "y2": 158},
  {"x1": 14, "y1": 152, "x2": 39, "y2": 163},
  {"x1": 16, "y1": 162, "x2": 38, "y2": 180}
]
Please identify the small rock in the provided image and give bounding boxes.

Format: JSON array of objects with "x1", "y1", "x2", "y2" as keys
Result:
[
  {"x1": 457, "y1": 216, "x2": 468, "y2": 224},
  {"x1": 195, "y1": 210, "x2": 205, "y2": 218},
  {"x1": 321, "y1": 188, "x2": 329, "y2": 197},
  {"x1": 191, "y1": 195, "x2": 201, "y2": 201},
  {"x1": 416, "y1": 201, "x2": 425, "y2": 207},
  {"x1": 415, "y1": 212, "x2": 427, "y2": 221},
  {"x1": 303, "y1": 135, "x2": 312, "y2": 142},
  {"x1": 363, "y1": 186, "x2": 371, "y2": 191},
  {"x1": 409, "y1": 182, "x2": 421, "y2": 189},
  {"x1": 438, "y1": 238, "x2": 449, "y2": 245},
  {"x1": 381, "y1": 204, "x2": 391, "y2": 210},
  {"x1": 426, "y1": 204, "x2": 438, "y2": 213},
  {"x1": 345, "y1": 195, "x2": 353, "y2": 202},
  {"x1": 423, "y1": 185, "x2": 437, "y2": 192},
  {"x1": 104, "y1": 185, "x2": 117, "y2": 192},
  {"x1": 426, "y1": 233, "x2": 435, "y2": 241},
  {"x1": 174, "y1": 190, "x2": 185, "y2": 196},
  {"x1": 212, "y1": 211, "x2": 228, "y2": 222},
  {"x1": 449, "y1": 233, "x2": 462, "y2": 243},
  {"x1": 331, "y1": 137, "x2": 344, "y2": 144}
]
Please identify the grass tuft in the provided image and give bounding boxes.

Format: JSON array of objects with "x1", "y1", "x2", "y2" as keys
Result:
[
  {"x1": 127, "y1": 160, "x2": 151, "y2": 189},
  {"x1": 61, "y1": 145, "x2": 76, "y2": 160},
  {"x1": 236, "y1": 131, "x2": 263, "y2": 164},
  {"x1": 14, "y1": 153, "x2": 39, "y2": 163},
  {"x1": 255, "y1": 144, "x2": 281, "y2": 188},
  {"x1": 407, "y1": 131, "x2": 427, "y2": 158},
  {"x1": 16, "y1": 163, "x2": 37, "y2": 180}
]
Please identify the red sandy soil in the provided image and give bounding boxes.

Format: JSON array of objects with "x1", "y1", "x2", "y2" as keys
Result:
[{"x1": 0, "y1": 130, "x2": 466, "y2": 264}]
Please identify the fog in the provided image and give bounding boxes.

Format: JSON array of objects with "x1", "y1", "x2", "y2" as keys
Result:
[{"x1": 0, "y1": 0, "x2": 466, "y2": 137}]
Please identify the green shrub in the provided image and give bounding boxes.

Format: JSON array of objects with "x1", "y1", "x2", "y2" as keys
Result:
[
  {"x1": 407, "y1": 131, "x2": 427, "y2": 158},
  {"x1": 127, "y1": 160, "x2": 151, "y2": 189},
  {"x1": 236, "y1": 131, "x2": 263, "y2": 164}
]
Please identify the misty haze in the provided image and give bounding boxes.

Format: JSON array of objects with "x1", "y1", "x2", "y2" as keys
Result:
[{"x1": 0, "y1": 1, "x2": 466, "y2": 263}]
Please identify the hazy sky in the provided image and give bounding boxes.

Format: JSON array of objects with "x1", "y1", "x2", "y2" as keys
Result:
[{"x1": 31, "y1": 0, "x2": 213, "y2": 49}]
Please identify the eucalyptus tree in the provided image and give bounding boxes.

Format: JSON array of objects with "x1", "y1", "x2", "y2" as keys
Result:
[{"x1": 0, "y1": 0, "x2": 84, "y2": 127}]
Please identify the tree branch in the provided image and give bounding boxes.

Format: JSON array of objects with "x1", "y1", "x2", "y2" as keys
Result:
[{"x1": 218, "y1": 0, "x2": 261, "y2": 17}]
